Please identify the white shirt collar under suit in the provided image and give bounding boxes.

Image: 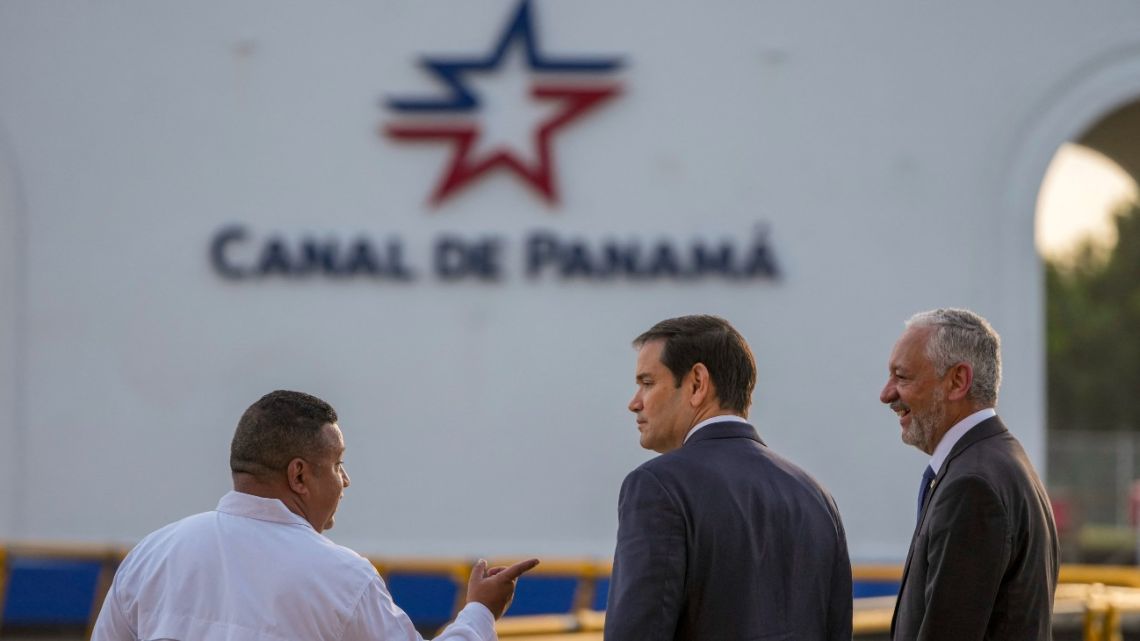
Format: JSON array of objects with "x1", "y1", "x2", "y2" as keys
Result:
[{"x1": 929, "y1": 407, "x2": 996, "y2": 474}]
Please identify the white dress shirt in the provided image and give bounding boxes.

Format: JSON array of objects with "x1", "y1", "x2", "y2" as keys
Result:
[
  {"x1": 683, "y1": 414, "x2": 748, "y2": 444},
  {"x1": 92, "y1": 491, "x2": 495, "y2": 641},
  {"x1": 929, "y1": 407, "x2": 997, "y2": 474}
]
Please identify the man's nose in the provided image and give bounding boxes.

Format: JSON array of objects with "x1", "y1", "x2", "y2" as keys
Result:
[
  {"x1": 879, "y1": 381, "x2": 896, "y2": 404},
  {"x1": 628, "y1": 393, "x2": 641, "y2": 413},
  {"x1": 341, "y1": 468, "x2": 351, "y2": 488}
]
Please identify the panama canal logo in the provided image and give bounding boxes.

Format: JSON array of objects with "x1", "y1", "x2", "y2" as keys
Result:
[
  {"x1": 382, "y1": 0, "x2": 625, "y2": 206},
  {"x1": 211, "y1": 3, "x2": 779, "y2": 284}
]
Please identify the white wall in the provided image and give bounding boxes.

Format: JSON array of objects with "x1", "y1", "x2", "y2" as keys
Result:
[
  {"x1": 2, "y1": 1, "x2": 1140, "y2": 560},
  {"x1": 0, "y1": 123, "x2": 19, "y2": 538}
]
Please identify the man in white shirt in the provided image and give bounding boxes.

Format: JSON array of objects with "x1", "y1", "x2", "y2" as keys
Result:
[
  {"x1": 880, "y1": 309, "x2": 1058, "y2": 641},
  {"x1": 92, "y1": 389, "x2": 538, "y2": 641},
  {"x1": 605, "y1": 315, "x2": 852, "y2": 641}
]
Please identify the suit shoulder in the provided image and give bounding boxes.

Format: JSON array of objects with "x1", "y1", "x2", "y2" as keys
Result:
[
  {"x1": 619, "y1": 457, "x2": 692, "y2": 505},
  {"x1": 948, "y1": 430, "x2": 1038, "y2": 480},
  {"x1": 626, "y1": 448, "x2": 695, "y2": 483},
  {"x1": 623, "y1": 456, "x2": 673, "y2": 485}
]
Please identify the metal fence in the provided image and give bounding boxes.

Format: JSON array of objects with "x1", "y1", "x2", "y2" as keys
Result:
[
  {"x1": 1049, "y1": 429, "x2": 1140, "y2": 563},
  {"x1": 1050, "y1": 430, "x2": 1140, "y2": 526}
]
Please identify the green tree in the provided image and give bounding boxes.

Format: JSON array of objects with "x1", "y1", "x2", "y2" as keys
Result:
[{"x1": 1046, "y1": 200, "x2": 1140, "y2": 431}]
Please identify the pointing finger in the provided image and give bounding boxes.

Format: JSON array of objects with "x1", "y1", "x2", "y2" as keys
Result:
[{"x1": 497, "y1": 558, "x2": 540, "y2": 581}]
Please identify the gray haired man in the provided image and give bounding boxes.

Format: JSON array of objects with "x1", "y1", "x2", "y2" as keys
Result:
[{"x1": 880, "y1": 309, "x2": 1058, "y2": 641}]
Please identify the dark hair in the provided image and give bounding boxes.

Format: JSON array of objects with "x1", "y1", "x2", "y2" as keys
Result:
[
  {"x1": 230, "y1": 390, "x2": 339, "y2": 477},
  {"x1": 633, "y1": 315, "x2": 756, "y2": 414}
]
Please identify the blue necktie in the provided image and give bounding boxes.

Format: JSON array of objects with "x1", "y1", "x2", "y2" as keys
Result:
[{"x1": 917, "y1": 465, "x2": 936, "y2": 522}]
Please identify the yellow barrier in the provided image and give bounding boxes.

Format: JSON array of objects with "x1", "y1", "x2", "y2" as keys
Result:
[
  {"x1": 497, "y1": 615, "x2": 581, "y2": 636},
  {"x1": 0, "y1": 541, "x2": 126, "y2": 636},
  {"x1": 487, "y1": 557, "x2": 600, "y2": 614},
  {"x1": 852, "y1": 595, "x2": 894, "y2": 635},
  {"x1": 369, "y1": 556, "x2": 473, "y2": 625},
  {"x1": 853, "y1": 562, "x2": 1140, "y2": 587},
  {"x1": 1061, "y1": 565, "x2": 1140, "y2": 588},
  {"x1": 8, "y1": 545, "x2": 1140, "y2": 641},
  {"x1": 495, "y1": 612, "x2": 601, "y2": 638},
  {"x1": 852, "y1": 564, "x2": 903, "y2": 582},
  {"x1": 577, "y1": 609, "x2": 605, "y2": 631},
  {"x1": 502, "y1": 633, "x2": 601, "y2": 641},
  {"x1": 370, "y1": 557, "x2": 473, "y2": 582},
  {"x1": 1095, "y1": 585, "x2": 1140, "y2": 641}
]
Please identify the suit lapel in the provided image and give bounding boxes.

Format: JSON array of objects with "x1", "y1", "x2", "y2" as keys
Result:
[{"x1": 891, "y1": 415, "x2": 1007, "y2": 636}]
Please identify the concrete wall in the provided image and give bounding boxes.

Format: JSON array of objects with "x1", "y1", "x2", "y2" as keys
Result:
[
  {"x1": 0, "y1": 122, "x2": 20, "y2": 539},
  {"x1": 2, "y1": 1, "x2": 1140, "y2": 560}
]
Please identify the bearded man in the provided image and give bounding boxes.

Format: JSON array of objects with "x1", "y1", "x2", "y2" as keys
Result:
[{"x1": 880, "y1": 309, "x2": 1058, "y2": 641}]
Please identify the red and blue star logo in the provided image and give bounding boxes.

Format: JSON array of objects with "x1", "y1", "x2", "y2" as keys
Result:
[{"x1": 383, "y1": 0, "x2": 625, "y2": 207}]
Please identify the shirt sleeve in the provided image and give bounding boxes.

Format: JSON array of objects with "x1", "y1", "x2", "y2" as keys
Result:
[
  {"x1": 340, "y1": 574, "x2": 497, "y2": 641},
  {"x1": 604, "y1": 467, "x2": 686, "y2": 641},
  {"x1": 90, "y1": 579, "x2": 135, "y2": 641}
]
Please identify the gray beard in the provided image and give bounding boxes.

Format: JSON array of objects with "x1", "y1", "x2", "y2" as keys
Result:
[{"x1": 902, "y1": 388, "x2": 947, "y2": 454}]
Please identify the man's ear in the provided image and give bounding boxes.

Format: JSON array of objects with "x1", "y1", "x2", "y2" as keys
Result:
[
  {"x1": 687, "y1": 363, "x2": 713, "y2": 407},
  {"x1": 286, "y1": 458, "x2": 308, "y2": 495},
  {"x1": 945, "y1": 362, "x2": 974, "y2": 402}
]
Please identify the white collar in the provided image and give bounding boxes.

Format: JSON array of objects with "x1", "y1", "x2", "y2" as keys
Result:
[
  {"x1": 683, "y1": 414, "x2": 748, "y2": 444},
  {"x1": 929, "y1": 407, "x2": 996, "y2": 474},
  {"x1": 216, "y1": 490, "x2": 313, "y2": 529}
]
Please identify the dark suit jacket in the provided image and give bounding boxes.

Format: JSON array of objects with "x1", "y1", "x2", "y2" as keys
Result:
[
  {"x1": 605, "y1": 421, "x2": 852, "y2": 641},
  {"x1": 891, "y1": 415, "x2": 1059, "y2": 641}
]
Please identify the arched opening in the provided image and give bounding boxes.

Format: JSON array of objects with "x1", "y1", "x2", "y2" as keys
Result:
[{"x1": 1038, "y1": 100, "x2": 1140, "y2": 563}]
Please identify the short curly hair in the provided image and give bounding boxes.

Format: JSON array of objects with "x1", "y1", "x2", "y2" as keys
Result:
[{"x1": 230, "y1": 390, "x2": 339, "y2": 477}]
